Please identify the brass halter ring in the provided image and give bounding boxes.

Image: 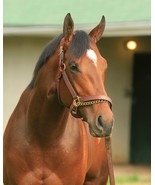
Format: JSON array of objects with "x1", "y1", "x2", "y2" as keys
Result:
[{"x1": 59, "y1": 63, "x2": 66, "y2": 72}]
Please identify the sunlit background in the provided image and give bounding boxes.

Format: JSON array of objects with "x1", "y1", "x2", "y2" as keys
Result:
[{"x1": 4, "y1": 0, "x2": 151, "y2": 184}]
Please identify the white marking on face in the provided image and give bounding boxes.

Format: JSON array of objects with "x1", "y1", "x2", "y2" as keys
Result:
[{"x1": 86, "y1": 49, "x2": 97, "y2": 66}]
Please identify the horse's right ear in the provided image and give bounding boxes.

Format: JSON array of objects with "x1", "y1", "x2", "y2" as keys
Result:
[{"x1": 63, "y1": 13, "x2": 74, "y2": 42}]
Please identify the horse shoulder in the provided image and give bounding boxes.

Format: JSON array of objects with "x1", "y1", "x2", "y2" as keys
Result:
[{"x1": 4, "y1": 88, "x2": 33, "y2": 180}]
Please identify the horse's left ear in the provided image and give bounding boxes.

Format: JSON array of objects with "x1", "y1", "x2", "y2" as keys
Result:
[
  {"x1": 89, "y1": 16, "x2": 105, "y2": 42},
  {"x1": 63, "y1": 13, "x2": 74, "y2": 42}
]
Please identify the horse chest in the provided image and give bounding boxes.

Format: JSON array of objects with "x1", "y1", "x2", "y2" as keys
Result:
[{"x1": 15, "y1": 139, "x2": 86, "y2": 185}]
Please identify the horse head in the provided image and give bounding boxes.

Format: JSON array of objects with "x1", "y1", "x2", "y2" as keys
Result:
[{"x1": 53, "y1": 13, "x2": 114, "y2": 137}]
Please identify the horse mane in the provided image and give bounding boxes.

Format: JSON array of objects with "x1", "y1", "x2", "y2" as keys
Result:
[{"x1": 29, "y1": 31, "x2": 90, "y2": 88}]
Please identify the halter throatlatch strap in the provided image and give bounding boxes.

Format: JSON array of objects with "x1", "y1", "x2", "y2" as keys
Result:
[
  {"x1": 105, "y1": 135, "x2": 115, "y2": 185},
  {"x1": 57, "y1": 46, "x2": 112, "y2": 118}
]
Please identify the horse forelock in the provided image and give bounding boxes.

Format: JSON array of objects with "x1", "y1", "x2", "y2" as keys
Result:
[{"x1": 68, "y1": 31, "x2": 90, "y2": 60}]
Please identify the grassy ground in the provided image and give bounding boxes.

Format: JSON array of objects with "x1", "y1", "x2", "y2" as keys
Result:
[
  {"x1": 107, "y1": 165, "x2": 151, "y2": 185},
  {"x1": 107, "y1": 175, "x2": 150, "y2": 185}
]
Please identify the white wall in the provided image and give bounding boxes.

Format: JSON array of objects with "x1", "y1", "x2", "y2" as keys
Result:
[{"x1": 3, "y1": 35, "x2": 151, "y2": 163}]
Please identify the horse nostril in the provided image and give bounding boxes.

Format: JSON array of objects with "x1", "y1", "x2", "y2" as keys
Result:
[
  {"x1": 98, "y1": 115, "x2": 103, "y2": 127},
  {"x1": 96, "y1": 115, "x2": 114, "y2": 135},
  {"x1": 96, "y1": 116, "x2": 104, "y2": 132}
]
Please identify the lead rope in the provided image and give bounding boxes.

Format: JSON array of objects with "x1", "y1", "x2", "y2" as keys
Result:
[{"x1": 105, "y1": 135, "x2": 115, "y2": 185}]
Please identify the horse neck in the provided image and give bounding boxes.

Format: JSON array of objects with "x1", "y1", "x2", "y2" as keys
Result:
[
  {"x1": 26, "y1": 57, "x2": 69, "y2": 144},
  {"x1": 27, "y1": 87, "x2": 69, "y2": 142}
]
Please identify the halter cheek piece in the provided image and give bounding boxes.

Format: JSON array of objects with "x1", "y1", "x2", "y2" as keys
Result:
[{"x1": 57, "y1": 46, "x2": 112, "y2": 118}]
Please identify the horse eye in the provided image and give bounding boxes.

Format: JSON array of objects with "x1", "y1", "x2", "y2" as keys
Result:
[{"x1": 69, "y1": 63, "x2": 79, "y2": 72}]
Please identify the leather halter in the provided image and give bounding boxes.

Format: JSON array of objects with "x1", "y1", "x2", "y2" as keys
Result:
[{"x1": 57, "y1": 46, "x2": 112, "y2": 118}]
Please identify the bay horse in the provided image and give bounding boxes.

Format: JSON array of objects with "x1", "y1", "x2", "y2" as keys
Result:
[{"x1": 4, "y1": 13, "x2": 114, "y2": 185}]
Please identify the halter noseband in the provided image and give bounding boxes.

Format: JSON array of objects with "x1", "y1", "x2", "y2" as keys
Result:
[{"x1": 57, "y1": 46, "x2": 112, "y2": 118}]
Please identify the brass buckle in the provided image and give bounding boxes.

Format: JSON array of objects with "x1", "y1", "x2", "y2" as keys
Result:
[{"x1": 73, "y1": 96, "x2": 81, "y2": 107}]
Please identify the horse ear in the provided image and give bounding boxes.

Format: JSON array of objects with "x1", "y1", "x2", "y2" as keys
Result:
[
  {"x1": 63, "y1": 13, "x2": 74, "y2": 42},
  {"x1": 89, "y1": 16, "x2": 105, "y2": 42}
]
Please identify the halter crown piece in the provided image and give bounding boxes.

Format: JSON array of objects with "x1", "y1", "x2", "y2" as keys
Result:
[{"x1": 57, "y1": 46, "x2": 112, "y2": 118}]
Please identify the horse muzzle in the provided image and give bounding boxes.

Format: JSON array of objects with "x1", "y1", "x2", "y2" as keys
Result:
[
  {"x1": 69, "y1": 96, "x2": 114, "y2": 138},
  {"x1": 88, "y1": 115, "x2": 114, "y2": 137}
]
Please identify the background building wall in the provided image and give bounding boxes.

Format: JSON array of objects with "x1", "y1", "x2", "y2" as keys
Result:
[
  {"x1": 98, "y1": 36, "x2": 151, "y2": 163},
  {"x1": 3, "y1": 35, "x2": 151, "y2": 163},
  {"x1": 4, "y1": 0, "x2": 151, "y2": 25}
]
